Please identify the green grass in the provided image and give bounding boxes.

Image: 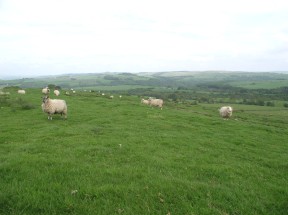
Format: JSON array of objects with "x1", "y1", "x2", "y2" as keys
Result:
[
  {"x1": 230, "y1": 80, "x2": 288, "y2": 89},
  {"x1": 80, "y1": 85, "x2": 153, "y2": 91},
  {"x1": 0, "y1": 89, "x2": 288, "y2": 214}
]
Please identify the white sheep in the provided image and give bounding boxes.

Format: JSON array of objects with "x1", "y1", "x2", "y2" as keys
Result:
[
  {"x1": 148, "y1": 98, "x2": 164, "y2": 110},
  {"x1": 42, "y1": 87, "x2": 50, "y2": 94},
  {"x1": 141, "y1": 98, "x2": 150, "y2": 105},
  {"x1": 54, "y1": 89, "x2": 60, "y2": 96},
  {"x1": 219, "y1": 106, "x2": 233, "y2": 119},
  {"x1": 41, "y1": 95, "x2": 67, "y2": 120},
  {"x1": 17, "y1": 89, "x2": 26, "y2": 94}
]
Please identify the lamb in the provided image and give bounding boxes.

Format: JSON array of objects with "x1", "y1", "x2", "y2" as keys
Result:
[
  {"x1": 141, "y1": 98, "x2": 150, "y2": 105},
  {"x1": 219, "y1": 106, "x2": 233, "y2": 119},
  {"x1": 18, "y1": 89, "x2": 26, "y2": 94},
  {"x1": 54, "y1": 89, "x2": 60, "y2": 96},
  {"x1": 148, "y1": 98, "x2": 164, "y2": 110},
  {"x1": 42, "y1": 87, "x2": 50, "y2": 94},
  {"x1": 41, "y1": 95, "x2": 67, "y2": 120}
]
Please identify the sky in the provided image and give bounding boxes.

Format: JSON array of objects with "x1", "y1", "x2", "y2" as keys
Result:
[{"x1": 0, "y1": 0, "x2": 288, "y2": 79}]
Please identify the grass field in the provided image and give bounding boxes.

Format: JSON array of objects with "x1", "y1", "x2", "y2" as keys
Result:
[
  {"x1": 230, "y1": 80, "x2": 288, "y2": 89},
  {"x1": 1, "y1": 89, "x2": 288, "y2": 214}
]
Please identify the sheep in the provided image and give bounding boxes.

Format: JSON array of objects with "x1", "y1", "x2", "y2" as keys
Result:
[
  {"x1": 148, "y1": 98, "x2": 164, "y2": 110},
  {"x1": 41, "y1": 95, "x2": 67, "y2": 120},
  {"x1": 54, "y1": 89, "x2": 60, "y2": 96},
  {"x1": 219, "y1": 106, "x2": 233, "y2": 119},
  {"x1": 110, "y1": 95, "x2": 114, "y2": 99},
  {"x1": 141, "y1": 98, "x2": 150, "y2": 105},
  {"x1": 42, "y1": 87, "x2": 50, "y2": 94},
  {"x1": 17, "y1": 89, "x2": 26, "y2": 94}
]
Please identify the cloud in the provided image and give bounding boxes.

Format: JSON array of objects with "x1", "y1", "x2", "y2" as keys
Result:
[{"x1": 1, "y1": 0, "x2": 288, "y2": 77}]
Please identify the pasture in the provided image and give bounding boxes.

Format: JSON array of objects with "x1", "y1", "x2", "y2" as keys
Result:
[{"x1": 0, "y1": 89, "x2": 288, "y2": 214}]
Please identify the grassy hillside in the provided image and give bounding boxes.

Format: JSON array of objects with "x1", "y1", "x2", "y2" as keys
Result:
[
  {"x1": 1, "y1": 71, "x2": 288, "y2": 90},
  {"x1": 2, "y1": 71, "x2": 288, "y2": 109},
  {"x1": 0, "y1": 89, "x2": 287, "y2": 214}
]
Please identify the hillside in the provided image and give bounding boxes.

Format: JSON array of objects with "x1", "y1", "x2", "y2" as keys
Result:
[
  {"x1": 1, "y1": 71, "x2": 288, "y2": 90},
  {"x1": 0, "y1": 89, "x2": 287, "y2": 214}
]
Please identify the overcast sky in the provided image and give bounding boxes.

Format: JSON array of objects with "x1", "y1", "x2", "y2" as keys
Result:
[{"x1": 0, "y1": 0, "x2": 288, "y2": 78}]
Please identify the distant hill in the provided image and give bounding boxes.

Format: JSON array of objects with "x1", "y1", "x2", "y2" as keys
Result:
[{"x1": 1, "y1": 71, "x2": 288, "y2": 90}]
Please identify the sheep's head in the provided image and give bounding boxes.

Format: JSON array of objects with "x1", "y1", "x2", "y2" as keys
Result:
[
  {"x1": 42, "y1": 95, "x2": 49, "y2": 103},
  {"x1": 227, "y1": 107, "x2": 233, "y2": 113}
]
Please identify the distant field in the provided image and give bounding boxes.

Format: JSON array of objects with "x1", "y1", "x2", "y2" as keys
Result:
[
  {"x1": 80, "y1": 85, "x2": 153, "y2": 91},
  {"x1": 0, "y1": 89, "x2": 287, "y2": 214},
  {"x1": 2, "y1": 71, "x2": 288, "y2": 91},
  {"x1": 230, "y1": 80, "x2": 288, "y2": 89}
]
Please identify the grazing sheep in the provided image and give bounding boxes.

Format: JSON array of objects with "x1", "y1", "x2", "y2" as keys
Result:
[
  {"x1": 219, "y1": 106, "x2": 233, "y2": 119},
  {"x1": 42, "y1": 87, "x2": 50, "y2": 94},
  {"x1": 65, "y1": 91, "x2": 70, "y2": 95},
  {"x1": 54, "y1": 89, "x2": 60, "y2": 96},
  {"x1": 141, "y1": 98, "x2": 150, "y2": 105},
  {"x1": 17, "y1": 89, "x2": 26, "y2": 94},
  {"x1": 41, "y1": 95, "x2": 67, "y2": 120},
  {"x1": 110, "y1": 95, "x2": 114, "y2": 99},
  {"x1": 148, "y1": 98, "x2": 164, "y2": 110}
]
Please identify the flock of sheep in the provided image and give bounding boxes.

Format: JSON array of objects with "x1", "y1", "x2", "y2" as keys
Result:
[{"x1": 13, "y1": 87, "x2": 233, "y2": 120}]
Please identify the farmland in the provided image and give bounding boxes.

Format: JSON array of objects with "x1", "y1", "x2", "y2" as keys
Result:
[{"x1": 0, "y1": 72, "x2": 288, "y2": 214}]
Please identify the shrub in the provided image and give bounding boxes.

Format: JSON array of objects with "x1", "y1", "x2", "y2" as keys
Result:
[
  {"x1": 266, "y1": 101, "x2": 275, "y2": 107},
  {"x1": 0, "y1": 95, "x2": 11, "y2": 107},
  {"x1": 16, "y1": 98, "x2": 36, "y2": 110}
]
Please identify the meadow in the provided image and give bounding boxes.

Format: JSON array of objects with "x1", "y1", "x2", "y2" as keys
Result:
[{"x1": 0, "y1": 88, "x2": 288, "y2": 214}]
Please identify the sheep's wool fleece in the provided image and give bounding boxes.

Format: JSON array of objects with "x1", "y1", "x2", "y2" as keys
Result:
[
  {"x1": 149, "y1": 98, "x2": 164, "y2": 108},
  {"x1": 141, "y1": 99, "x2": 149, "y2": 105},
  {"x1": 219, "y1": 106, "x2": 233, "y2": 118},
  {"x1": 54, "y1": 90, "x2": 60, "y2": 96},
  {"x1": 18, "y1": 90, "x2": 25, "y2": 94},
  {"x1": 42, "y1": 88, "x2": 50, "y2": 94},
  {"x1": 42, "y1": 96, "x2": 67, "y2": 119}
]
